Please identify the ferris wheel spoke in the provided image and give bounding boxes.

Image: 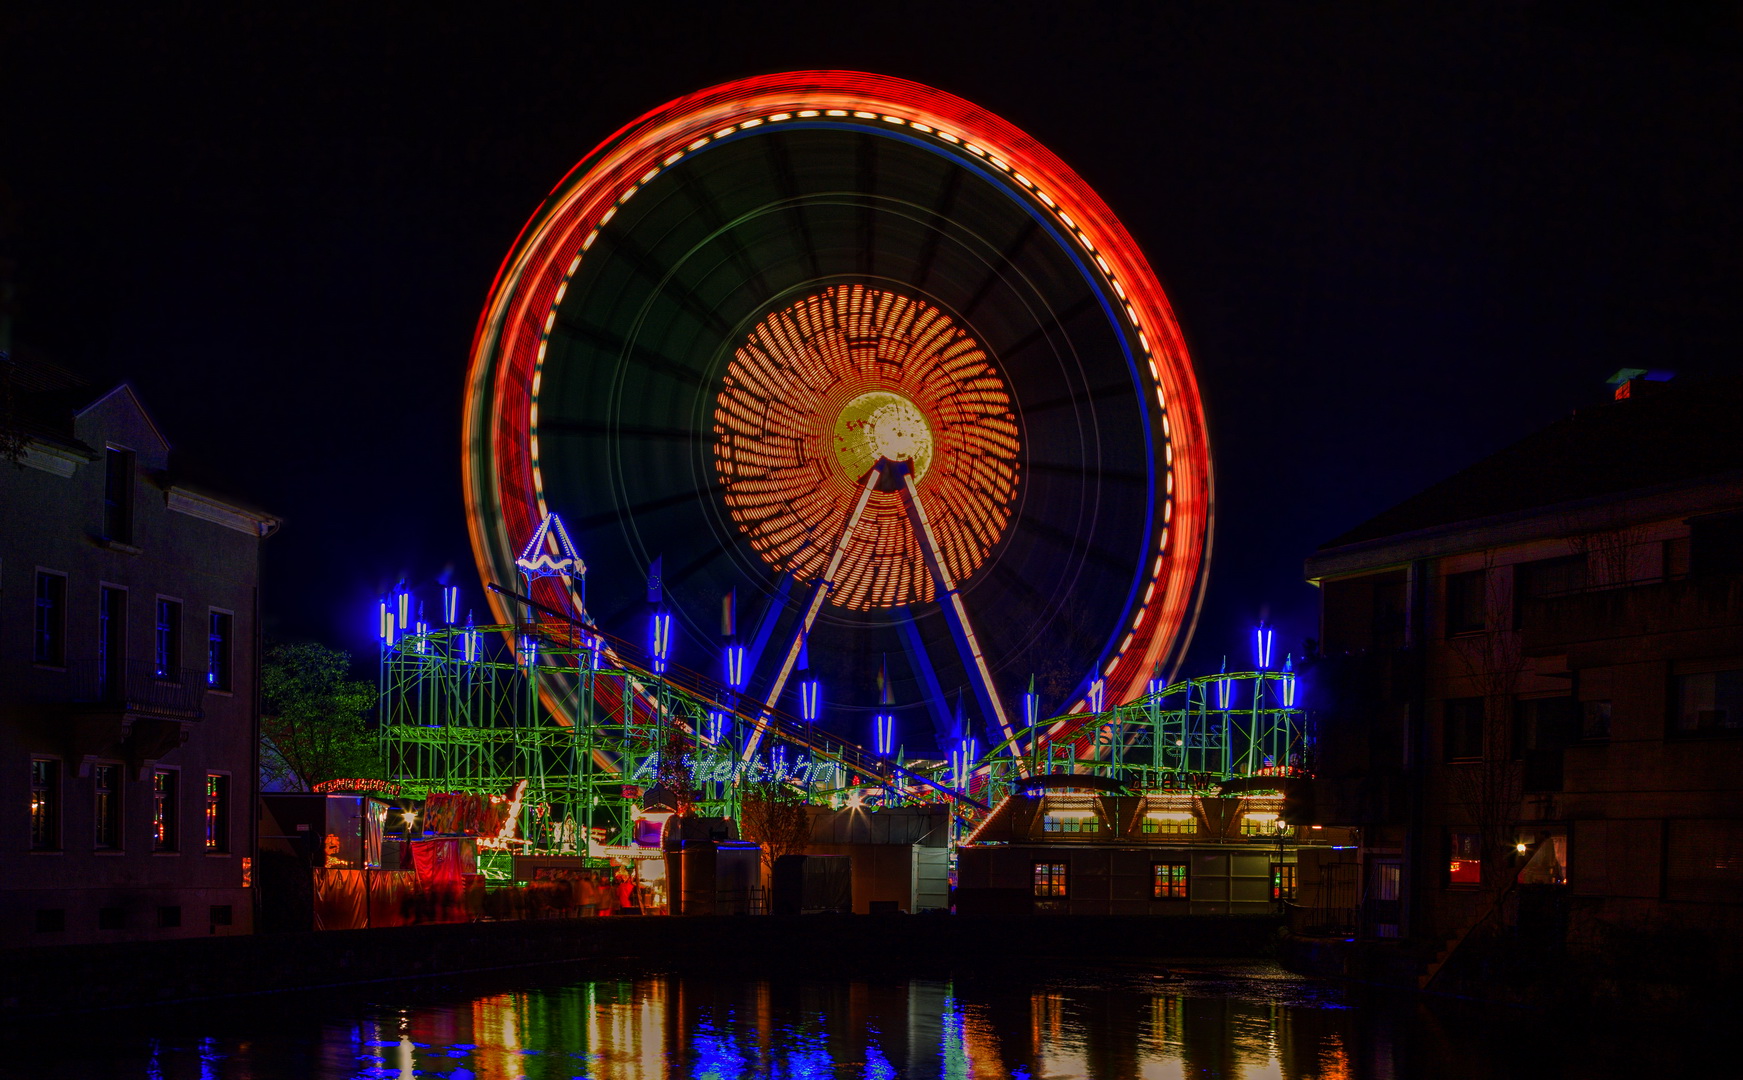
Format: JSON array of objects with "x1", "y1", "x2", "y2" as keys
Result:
[
  {"x1": 900, "y1": 468, "x2": 1023, "y2": 764},
  {"x1": 960, "y1": 218, "x2": 1041, "y2": 321},
  {"x1": 552, "y1": 314, "x2": 708, "y2": 389},
  {"x1": 740, "y1": 465, "x2": 883, "y2": 763},
  {"x1": 757, "y1": 139, "x2": 822, "y2": 279},
  {"x1": 911, "y1": 167, "x2": 964, "y2": 293}
]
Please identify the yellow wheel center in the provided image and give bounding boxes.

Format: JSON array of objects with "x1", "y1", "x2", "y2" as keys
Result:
[{"x1": 833, "y1": 391, "x2": 934, "y2": 482}]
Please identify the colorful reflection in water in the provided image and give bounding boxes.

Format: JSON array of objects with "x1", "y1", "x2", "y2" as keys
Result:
[{"x1": 11, "y1": 963, "x2": 1681, "y2": 1079}]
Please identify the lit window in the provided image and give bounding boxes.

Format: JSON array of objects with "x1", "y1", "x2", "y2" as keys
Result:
[
  {"x1": 155, "y1": 599, "x2": 183, "y2": 681},
  {"x1": 1152, "y1": 862, "x2": 1188, "y2": 899},
  {"x1": 204, "y1": 774, "x2": 229, "y2": 853},
  {"x1": 1449, "y1": 831, "x2": 1481, "y2": 885},
  {"x1": 1241, "y1": 814, "x2": 1283, "y2": 835},
  {"x1": 30, "y1": 758, "x2": 60, "y2": 850},
  {"x1": 1272, "y1": 863, "x2": 1297, "y2": 900},
  {"x1": 207, "y1": 611, "x2": 232, "y2": 691},
  {"x1": 1033, "y1": 862, "x2": 1068, "y2": 898},
  {"x1": 1142, "y1": 812, "x2": 1196, "y2": 835},
  {"x1": 1674, "y1": 670, "x2": 1743, "y2": 733},
  {"x1": 1042, "y1": 812, "x2": 1098, "y2": 834},
  {"x1": 153, "y1": 770, "x2": 178, "y2": 851},
  {"x1": 95, "y1": 764, "x2": 122, "y2": 850}
]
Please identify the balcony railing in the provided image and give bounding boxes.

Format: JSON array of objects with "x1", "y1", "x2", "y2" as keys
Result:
[{"x1": 62, "y1": 658, "x2": 207, "y2": 719}]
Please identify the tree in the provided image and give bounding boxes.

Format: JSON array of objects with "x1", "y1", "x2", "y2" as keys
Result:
[
  {"x1": 260, "y1": 641, "x2": 381, "y2": 791},
  {"x1": 737, "y1": 780, "x2": 813, "y2": 873}
]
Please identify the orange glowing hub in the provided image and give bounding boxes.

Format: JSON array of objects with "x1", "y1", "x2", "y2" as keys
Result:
[{"x1": 713, "y1": 285, "x2": 1019, "y2": 610}]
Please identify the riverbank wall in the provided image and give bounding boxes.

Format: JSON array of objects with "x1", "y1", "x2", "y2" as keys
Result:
[{"x1": 0, "y1": 914, "x2": 1284, "y2": 1020}]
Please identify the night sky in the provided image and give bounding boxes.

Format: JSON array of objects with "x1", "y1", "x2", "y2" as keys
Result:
[{"x1": 5, "y1": 3, "x2": 1741, "y2": 680}]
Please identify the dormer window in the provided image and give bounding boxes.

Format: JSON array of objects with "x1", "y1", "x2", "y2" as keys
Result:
[{"x1": 104, "y1": 447, "x2": 135, "y2": 543}]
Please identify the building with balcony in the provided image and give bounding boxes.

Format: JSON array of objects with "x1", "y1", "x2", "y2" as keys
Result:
[
  {"x1": 1, "y1": 356, "x2": 279, "y2": 947},
  {"x1": 957, "y1": 774, "x2": 1353, "y2": 916},
  {"x1": 1302, "y1": 371, "x2": 1743, "y2": 982}
]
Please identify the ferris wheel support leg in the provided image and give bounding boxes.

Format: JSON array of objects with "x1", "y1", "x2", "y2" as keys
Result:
[
  {"x1": 739, "y1": 467, "x2": 883, "y2": 764},
  {"x1": 899, "y1": 470, "x2": 1025, "y2": 770}
]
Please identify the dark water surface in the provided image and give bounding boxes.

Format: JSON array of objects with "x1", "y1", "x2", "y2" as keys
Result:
[{"x1": 2, "y1": 962, "x2": 1698, "y2": 1079}]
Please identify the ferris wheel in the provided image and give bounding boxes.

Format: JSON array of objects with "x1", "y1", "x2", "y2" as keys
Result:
[{"x1": 463, "y1": 72, "x2": 1212, "y2": 761}]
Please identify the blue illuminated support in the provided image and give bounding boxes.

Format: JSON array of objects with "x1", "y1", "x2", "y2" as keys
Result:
[
  {"x1": 1147, "y1": 663, "x2": 1165, "y2": 698},
  {"x1": 462, "y1": 618, "x2": 479, "y2": 664},
  {"x1": 1088, "y1": 675, "x2": 1106, "y2": 714},
  {"x1": 1255, "y1": 624, "x2": 1274, "y2": 670},
  {"x1": 1281, "y1": 654, "x2": 1297, "y2": 708},
  {"x1": 951, "y1": 737, "x2": 979, "y2": 791},
  {"x1": 442, "y1": 585, "x2": 459, "y2": 625},
  {"x1": 725, "y1": 644, "x2": 746, "y2": 691},
  {"x1": 707, "y1": 709, "x2": 729, "y2": 746},
  {"x1": 414, "y1": 620, "x2": 429, "y2": 655},
  {"x1": 378, "y1": 599, "x2": 393, "y2": 646},
  {"x1": 1215, "y1": 657, "x2": 1232, "y2": 710},
  {"x1": 395, "y1": 585, "x2": 410, "y2": 632},
  {"x1": 1022, "y1": 674, "x2": 1039, "y2": 729},
  {"x1": 519, "y1": 632, "x2": 539, "y2": 671},
  {"x1": 650, "y1": 610, "x2": 673, "y2": 675},
  {"x1": 874, "y1": 714, "x2": 895, "y2": 757},
  {"x1": 800, "y1": 677, "x2": 821, "y2": 724}
]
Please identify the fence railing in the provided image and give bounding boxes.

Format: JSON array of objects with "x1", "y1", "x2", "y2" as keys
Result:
[{"x1": 62, "y1": 658, "x2": 207, "y2": 718}]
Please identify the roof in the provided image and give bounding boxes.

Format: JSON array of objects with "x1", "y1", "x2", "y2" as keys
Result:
[{"x1": 1319, "y1": 373, "x2": 1743, "y2": 552}]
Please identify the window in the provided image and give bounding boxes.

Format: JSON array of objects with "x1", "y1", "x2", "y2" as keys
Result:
[
  {"x1": 209, "y1": 905, "x2": 234, "y2": 927},
  {"x1": 1514, "y1": 555, "x2": 1586, "y2": 627},
  {"x1": 1241, "y1": 813, "x2": 1283, "y2": 836},
  {"x1": 98, "y1": 907, "x2": 125, "y2": 931},
  {"x1": 1041, "y1": 812, "x2": 1099, "y2": 834},
  {"x1": 1444, "y1": 697, "x2": 1485, "y2": 762},
  {"x1": 1444, "y1": 570, "x2": 1486, "y2": 636},
  {"x1": 1581, "y1": 700, "x2": 1613, "y2": 741},
  {"x1": 1033, "y1": 861, "x2": 1069, "y2": 898},
  {"x1": 1674, "y1": 669, "x2": 1743, "y2": 733},
  {"x1": 35, "y1": 909, "x2": 66, "y2": 934},
  {"x1": 1513, "y1": 697, "x2": 1577, "y2": 758},
  {"x1": 1449, "y1": 831, "x2": 1482, "y2": 886},
  {"x1": 205, "y1": 774, "x2": 229, "y2": 852},
  {"x1": 1142, "y1": 812, "x2": 1197, "y2": 835},
  {"x1": 1152, "y1": 862, "x2": 1188, "y2": 900},
  {"x1": 34, "y1": 571, "x2": 66, "y2": 666},
  {"x1": 154, "y1": 598, "x2": 182, "y2": 680},
  {"x1": 30, "y1": 758, "x2": 61, "y2": 850},
  {"x1": 153, "y1": 769, "x2": 178, "y2": 851},
  {"x1": 1272, "y1": 863, "x2": 1297, "y2": 901},
  {"x1": 98, "y1": 586, "x2": 126, "y2": 700},
  {"x1": 103, "y1": 447, "x2": 135, "y2": 543},
  {"x1": 207, "y1": 611, "x2": 232, "y2": 690},
  {"x1": 95, "y1": 764, "x2": 122, "y2": 850},
  {"x1": 157, "y1": 905, "x2": 182, "y2": 929}
]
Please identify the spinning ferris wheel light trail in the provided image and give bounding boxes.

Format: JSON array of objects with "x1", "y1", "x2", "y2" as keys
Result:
[{"x1": 451, "y1": 70, "x2": 1220, "y2": 818}]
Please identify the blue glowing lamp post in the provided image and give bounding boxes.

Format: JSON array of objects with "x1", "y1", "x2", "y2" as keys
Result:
[
  {"x1": 952, "y1": 737, "x2": 978, "y2": 791},
  {"x1": 1215, "y1": 656, "x2": 1232, "y2": 710},
  {"x1": 1281, "y1": 654, "x2": 1297, "y2": 708},
  {"x1": 1088, "y1": 675, "x2": 1106, "y2": 714},
  {"x1": 725, "y1": 643, "x2": 746, "y2": 691},
  {"x1": 442, "y1": 585, "x2": 460, "y2": 625},
  {"x1": 650, "y1": 611, "x2": 672, "y2": 675},
  {"x1": 874, "y1": 714, "x2": 896, "y2": 757},
  {"x1": 1255, "y1": 624, "x2": 1274, "y2": 670},
  {"x1": 1023, "y1": 674, "x2": 1040, "y2": 729},
  {"x1": 378, "y1": 598, "x2": 395, "y2": 647}
]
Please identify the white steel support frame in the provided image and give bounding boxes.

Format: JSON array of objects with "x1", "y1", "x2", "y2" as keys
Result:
[
  {"x1": 898, "y1": 469, "x2": 1023, "y2": 768},
  {"x1": 739, "y1": 467, "x2": 883, "y2": 762}
]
